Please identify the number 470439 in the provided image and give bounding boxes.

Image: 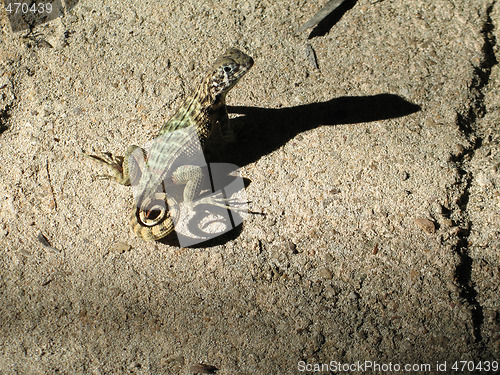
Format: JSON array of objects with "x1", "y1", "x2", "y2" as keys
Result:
[
  {"x1": 451, "y1": 361, "x2": 498, "y2": 372},
  {"x1": 4, "y1": 2, "x2": 53, "y2": 14}
]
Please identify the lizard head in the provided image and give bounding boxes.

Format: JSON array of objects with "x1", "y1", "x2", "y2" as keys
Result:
[{"x1": 207, "y1": 48, "x2": 254, "y2": 98}]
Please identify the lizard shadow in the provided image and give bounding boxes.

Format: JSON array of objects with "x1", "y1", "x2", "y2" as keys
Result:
[
  {"x1": 212, "y1": 93, "x2": 420, "y2": 167},
  {"x1": 181, "y1": 93, "x2": 420, "y2": 247}
]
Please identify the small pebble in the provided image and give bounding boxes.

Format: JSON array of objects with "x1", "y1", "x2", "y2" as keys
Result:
[
  {"x1": 485, "y1": 310, "x2": 497, "y2": 322},
  {"x1": 295, "y1": 317, "x2": 312, "y2": 333},
  {"x1": 414, "y1": 218, "x2": 435, "y2": 234},
  {"x1": 287, "y1": 240, "x2": 298, "y2": 254},
  {"x1": 115, "y1": 241, "x2": 131, "y2": 253},
  {"x1": 324, "y1": 284, "x2": 336, "y2": 295},
  {"x1": 442, "y1": 218, "x2": 453, "y2": 228},
  {"x1": 305, "y1": 44, "x2": 319, "y2": 69},
  {"x1": 349, "y1": 291, "x2": 360, "y2": 300},
  {"x1": 447, "y1": 282, "x2": 459, "y2": 294},
  {"x1": 319, "y1": 268, "x2": 333, "y2": 280},
  {"x1": 357, "y1": 331, "x2": 368, "y2": 340},
  {"x1": 128, "y1": 361, "x2": 140, "y2": 370},
  {"x1": 189, "y1": 363, "x2": 218, "y2": 374},
  {"x1": 476, "y1": 172, "x2": 492, "y2": 187},
  {"x1": 454, "y1": 144, "x2": 466, "y2": 157}
]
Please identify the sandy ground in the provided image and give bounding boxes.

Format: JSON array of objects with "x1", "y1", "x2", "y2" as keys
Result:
[{"x1": 0, "y1": 0, "x2": 498, "y2": 373}]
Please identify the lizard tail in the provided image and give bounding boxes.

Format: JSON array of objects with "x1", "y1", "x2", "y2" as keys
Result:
[{"x1": 130, "y1": 193, "x2": 179, "y2": 241}]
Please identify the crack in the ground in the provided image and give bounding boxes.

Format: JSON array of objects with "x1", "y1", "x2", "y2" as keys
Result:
[
  {"x1": 453, "y1": 1, "x2": 498, "y2": 349},
  {"x1": 0, "y1": 75, "x2": 14, "y2": 135},
  {"x1": 0, "y1": 105, "x2": 12, "y2": 134}
]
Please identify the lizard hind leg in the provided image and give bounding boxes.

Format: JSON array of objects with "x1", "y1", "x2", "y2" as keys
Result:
[{"x1": 130, "y1": 193, "x2": 179, "y2": 241}]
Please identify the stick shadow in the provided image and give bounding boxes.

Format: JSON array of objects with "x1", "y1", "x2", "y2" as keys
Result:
[{"x1": 307, "y1": 0, "x2": 358, "y2": 39}]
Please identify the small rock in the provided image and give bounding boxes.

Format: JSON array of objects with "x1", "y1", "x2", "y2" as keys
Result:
[
  {"x1": 476, "y1": 172, "x2": 493, "y2": 188},
  {"x1": 305, "y1": 44, "x2": 319, "y2": 69},
  {"x1": 442, "y1": 218, "x2": 453, "y2": 228},
  {"x1": 349, "y1": 291, "x2": 360, "y2": 300},
  {"x1": 287, "y1": 240, "x2": 298, "y2": 254},
  {"x1": 295, "y1": 317, "x2": 312, "y2": 333},
  {"x1": 128, "y1": 361, "x2": 140, "y2": 370},
  {"x1": 0, "y1": 223, "x2": 8, "y2": 237},
  {"x1": 414, "y1": 218, "x2": 436, "y2": 234},
  {"x1": 72, "y1": 107, "x2": 83, "y2": 116},
  {"x1": 319, "y1": 268, "x2": 333, "y2": 280},
  {"x1": 447, "y1": 282, "x2": 459, "y2": 294},
  {"x1": 356, "y1": 331, "x2": 368, "y2": 340},
  {"x1": 485, "y1": 310, "x2": 497, "y2": 323},
  {"x1": 189, "y1": 363, "x2": 218, "y2": 374},
  {"x1": 115, "y1": 241, "x2": 131, "y2": 253},
  {"x1": 324, "y1": 253, "x2": 334, "y2": 263},
  {"x1": 454, "y1": 143, "x2": 466, "y2": 158}
]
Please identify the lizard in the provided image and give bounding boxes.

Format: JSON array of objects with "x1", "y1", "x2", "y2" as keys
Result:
[{"x1": 87, "y1": 48, "x2": 254, "y2": 241}]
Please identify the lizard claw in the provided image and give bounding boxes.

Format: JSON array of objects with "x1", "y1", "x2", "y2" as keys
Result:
[
  {"x1": 85, "y1": 152, "x2": 124, "y2": 169},
  {"x1": 91, "y1": 173, "x2": 114, "y2": 181}
]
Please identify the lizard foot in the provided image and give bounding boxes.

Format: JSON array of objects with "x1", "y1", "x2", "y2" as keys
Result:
[{"x1": 84, "y1": 151, "x2": 131, "y2": 185}]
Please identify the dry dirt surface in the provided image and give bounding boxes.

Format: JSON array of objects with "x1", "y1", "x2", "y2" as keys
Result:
[{"x1": 0, "y1": 0, "x2": 498, "y2": 374}]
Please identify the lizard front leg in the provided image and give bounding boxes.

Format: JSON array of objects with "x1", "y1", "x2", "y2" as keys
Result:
[
  {"x1": 215, "y1": 107, "x2": 236, "y2": 143},
  {"x1": 85, "y1": 145, "x2": 146, "y2": 186}
]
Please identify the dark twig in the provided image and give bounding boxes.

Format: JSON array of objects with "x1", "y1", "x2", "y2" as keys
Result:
[{"x1": 298, "y1": 0, "x2": 350, "y2": 32}]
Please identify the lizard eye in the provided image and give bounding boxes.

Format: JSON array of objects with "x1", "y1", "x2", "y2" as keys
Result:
[{"x1": 223, "y1": 66, "x2": 232, "y2": 73}]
